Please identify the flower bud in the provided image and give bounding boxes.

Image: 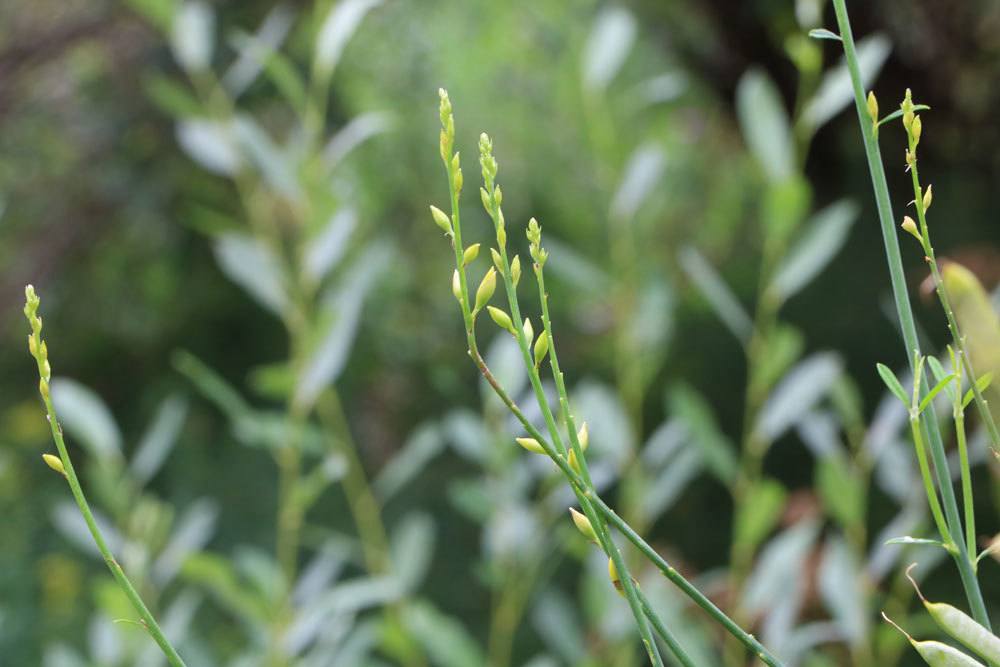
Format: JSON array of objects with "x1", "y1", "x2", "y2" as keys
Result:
[
  {"x1": 475, "y1": 268, "x2": 497, "y2": 313},
  {"x1": 608, "y1": 557, "x2": 623, "y2": 595},
  {"x1": 42, "y1": 453, "x2": 65, "y2": 475},
  {"x1": 922, "y1": 184, "x2": 933, "y2": 212},
  {"x1": 577, "y1": 422, "x2": 589, "y2": 451},
  {"x1": 463, "y1": 243, "x2": 480, "y2": 265},
  {"x1": 911, "y1": 115, "x2": 922, "y2": 144},
  {"x1": 39, "y1": 378, "x2": 50, "y2": 399},
  {"x1": 533, "y1": 331, "x2": 549, "y2": 367},
  {"x1": 452, "y1": 270, "x2": 463, "y2": 303},
  {"x1": 568, "y1": 449, "x2": 582, "y2": 475},
  {"x1": 430, "y1": 206, "x2": 452, "y2": 235},
  {"x1": 490, "y1": 248, "x2": 504, "y2": 272},
  {"x1": 522, "y1": 317, "x2": 533, "y2": 343},
  {"x1": 488, "y1": 306, "x2": 516, "y2": 335},
  {"x1": 901, "y1": 216, "x2": 922, "y2": 243},
  {"x1": 28, "y1": 334, "x2": 37, "y2": 358},
  {"x1": 569, "y1": 507, "x2": 597, "y2": 542},
  {"x1": 510, "y1": 255, "x2": 521, "y2": 286},
  {"x1": 866, "y1": 91, "x2": 879, "y2": 124},
  {"x1": 515, "y1": 437, "x2": 546, "y2": 454}
]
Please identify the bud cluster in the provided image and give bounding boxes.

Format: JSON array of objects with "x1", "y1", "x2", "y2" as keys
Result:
[{"x1": 24, "y1": 285, "x2": 51, "y2": 398}]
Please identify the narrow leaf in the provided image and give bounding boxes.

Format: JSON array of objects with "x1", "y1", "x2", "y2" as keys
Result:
[
  {"x1": 876, "y1": 363, "x2": 909, "y2": 405},
  {"x1": 808, "y1": 28, "x2": 842, "y2": 41},
  {"x1": 919, "y1": 373, "x2": 957, "y2": 413}
]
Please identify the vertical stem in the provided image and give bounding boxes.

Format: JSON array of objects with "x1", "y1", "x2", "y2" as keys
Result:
[
  {"x1": 830, "y1": 0, "x2": 990, "y2": 628},
  {"x1": 955, "y1": 412, "x2": 976, "y2": 563}
]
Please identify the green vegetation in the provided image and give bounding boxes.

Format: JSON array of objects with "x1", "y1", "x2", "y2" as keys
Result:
[{"x1": 5, "y1": 1, "x2": 1000, "y2": 665}]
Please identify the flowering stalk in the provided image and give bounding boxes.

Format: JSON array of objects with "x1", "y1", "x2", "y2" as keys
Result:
[
  {"x1": 432, "y1": 89, "x2": 785, "y2": 667},
  {"x1": 830, "y1": 0, "x2": 990, "y2": 629},
  {"x1": 24, "y1": 286, "x2": 187, "y2": 667}
]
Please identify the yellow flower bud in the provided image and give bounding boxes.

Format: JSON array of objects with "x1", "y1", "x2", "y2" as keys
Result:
[
  {"x1": 922, "y1": 184, "x2": 932, "y2": 212},
  {"x1": 569, "y1": 507, "x2": 597, "y2": 542},
  {"x1": 452, "y1": 270, "x2": 463, "y2": 303},
  {"x1": 577, "y1": 422, "x2": 589, "y2": 451},
  {"x1": 39, "y1": 378, "x2": 49, "y2": 399},
  {"x1": 28, "y1": 334, "x2": 37, "y2": 358},
  {"x1": 522, "y1": 317, "x2": 533, "y2": 343},
  {"x1": 911, "y1": 115, "x2": 922, "y2": 144},
  {"x1": 487, "y1": 306, "x2": 516, "y2": 335},
  {"x1": 568, "y1": 449, "x2": 582, "y2": 475},
  {"x1": 463, "y1": 243, "x2": 480, "y2": 265},
  {"x1": 510, "y1": 255, "x2": 521, "y2": 286},
  {"x1": 515, "y1": 437, "x2": 546, "y2": 454},
  {"x1": 474, "y1": 268, "x2": 497, "y2": 313},
  {"x1": 42, "y1": 453, "x2": 65, "y2": 475},
  {"x1": 533, "y1": 331, "x2": 549, "y2": 367},
  {"x1": 866, "y1": 91, "x2": 879, "y2": 124},
  {"x1": 608, "y1": 557, "x2": 624, "y2": 595},
  {"x1": 490, "y1": 248, "x2": 503, "y2": 272},
  {"x1": 429, "y1": 206, "x2": 452, "y2": 235},
  {"x1": 901, "y1": 216, "x2": 922, "y2": 243}
]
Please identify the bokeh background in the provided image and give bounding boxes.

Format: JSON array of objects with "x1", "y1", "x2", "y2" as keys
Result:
[{"x1": 3, "y1": 1, "x2": 1000, "y2": 665}]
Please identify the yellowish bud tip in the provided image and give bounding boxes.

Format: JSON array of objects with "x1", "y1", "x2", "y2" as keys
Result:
[
  {"x1": 922, "y1": 184, "x2": 932, "y2": 212},
  {"x1": 533, "y1": 331, "x2": 549, "y2": 367},
  {"x1": 577, "y1": 422, "x2": 589, "y2": 451},
  {"x1": 39, "y1": 378, "x2": 50, "y2": 399},
  {"x1": 522, "y1": 317, "x2": 533, "y2": 343},
  {"x1": 900, "y1": 216, "x2": 922, "y2": 242},
  {"x1": 568, "y1": 449, "x2": 582, "y2": 474},
  {"x1": 42, "y1": 453, "x2": 65, "y2": 475},
  {"x1": 487, "y1": 306, "x2": 516, "y2": 335},
  {"x1": 510, "y1": 255, "x2": 521, "y2": 286},
  {"x1": 608, "y1": 557, "x2": 624, "y2": 595},
  {"x1": 569, "y1": 508, "x2": 598, "y2": 542},
  {"x1": 452, "y1": 270, "x2": 463, "y2": 303},
  {"x1": 866, "y1": 91, "x2": 879, "y2": 123},
  {"x1": 463, "y1": 243, "x2": 481, "y2": 266},
  {"x1": 474, "y1": 268, "x2": 497, "y2": 313},
  {"x1": 430, "y1": 205, "x2": 453, "y2": 235},
  {"x1": 515, "y1": 437, "x2": 546, "y2": 455}
]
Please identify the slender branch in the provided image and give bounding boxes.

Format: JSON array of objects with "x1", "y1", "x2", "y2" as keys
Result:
[
  {"x1": 830, "y1": 0, "x2": 990, "y2": 628},
  {"x1": 24, "y1": 287, "x2": 187, "y2": 667}
]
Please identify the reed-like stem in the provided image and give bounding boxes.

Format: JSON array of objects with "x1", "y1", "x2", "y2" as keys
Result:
[
  {"x1": 24, "y1": 288, "x2": 187, "y2": 667},
  {"x1": 830, "y1": 0, "x2": 990, "y2": 628}
]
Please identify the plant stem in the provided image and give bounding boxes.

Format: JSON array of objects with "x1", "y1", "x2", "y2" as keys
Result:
[
  {"x1": 955, "y1": 412, "x2": 976, "y2": 562},
  {"x1": 25, "y1": 306, "x2": 186, "y2": 666},
  {"x1": 905, "y1": 135, "x2": 1000, "y2": 453},
  {"x1": 908, "y1": 415, "x2": 952, "y2": 543},
  {"x1": 830, "y1": 0, "x2": 990, "y2": 628}
]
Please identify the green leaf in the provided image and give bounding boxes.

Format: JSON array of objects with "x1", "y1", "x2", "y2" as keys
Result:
[
  {"x1": 884, "y1": 536, "x2": 946, "y2": 548},
  {"x1": 50, "y1": 378, "x2": 123, "y2": 464},
  {"x1": 963, "y1": 373, "x2": 994, "y2": 409},
  {"x1": 734, "y1": 478, "x2": 786, "y2": 553},
  {"x1": 678, "y1": 245, "x2": 752, "y2": 344},
  {"x1": 144, "y1": 75, "x2": 201, "y2": 118},
  {"x1": 802, "y1": 34, "x2": 890, "y2": 132},
  {"x1": 402, "y1": 600, "x2": 486, "y2": 667},
  {"x1": 181, "y1": 553, "x2": 270, "y2": 626},
  {"x1": 926, "y1": 356, "x2": 959, "y2": 403},
  {"x1": 808, "y1": 28, "x2": 842, "y2": 41},
  {"x1": 816, "y1": 456, "x2": 864, "y2": 529},
  {"x1": 876, "y1": 363, "x2": 909, "y2": 405},
  {"x1": 876, "y1": 104, "x2": 931, "y2": 127},
  {"x1": 314, "y1": 0, "x2": 382, "y2": 76},
  {"x1": 769, "y1": 200, "x2": 859, "y2": 302},
  {"x1": 919, "y1": 373, "x2": 957, "y2": 414},
  {"x1": 667, "y1": 383, "x2": 737, "y2": 483},
  {"x1": 736, "y1": 68, "x2": 794, "y2": 182}
]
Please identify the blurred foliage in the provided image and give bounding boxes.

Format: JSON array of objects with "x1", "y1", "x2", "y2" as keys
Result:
[{"x1": 1, "y1": 0, "x2": 1000, "y2": 665}]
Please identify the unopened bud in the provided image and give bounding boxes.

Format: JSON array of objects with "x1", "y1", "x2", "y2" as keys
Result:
[
  {"x1": 922, "y1": 184, "x2": 933, "y2": 212},
  {"x1": 515, "y1": 437, "x2": 546, "y2": 455},
  {"x1": 494, "y1": 185, "x2": 502, "y2": 207},
  {"x1": 452, "y1": 270, "x2": 463, "y2": 303},
  {"x1": 569, "y1": 507, "x2": 598, "y2": 542},
  {"x1": 577, "y1": 422, "x2": 589, "y2": 451},
  {"x1": 533, "y1": 331, "x2": 549, "y2": 367},
  {"x1": 430, "y1": 206, "x2": 452, "y2": 235},
  {"x1": 911, "y1": 115, "x2": 922, "y2": 144},
  {"x1": 522, "y1": 317, "x2": 533, "y2": 343},
  {"x1": 490, "y1": 248, "x2": 504, "y2": 272},
  {"x1": 39, "y1": 378, "x2": 50, "y2": 399},
  {"x1": 42, "y1": 453, "x2": 65, "y2": 475},
  {"x1": 866, "y1": 91, "x2": 879, "y2": 124},
  {"x1": 463, "y1": 243, "x2": 480, "y2": 265},
  {"x1": 510, "y1": 255, "x2": 521, "y2": 286},
  {"x1": 568, "y1": 449, "x2": 582, "y2": 475},
  {"x1": 608, "y1": 557, "x2": 623, "y2": 595},
  {"x1": 901, "y1": 216, "x2": 922, "y2": 242},
  {"x1": 475, "y1": 268, "x2": 497, "y2": 313},
  {"x1": 488, "y1": 306, "x2": 516, "y2": 335},
  {"x1": 28, "y1": 335, "x2": 37, "y2": 358}
]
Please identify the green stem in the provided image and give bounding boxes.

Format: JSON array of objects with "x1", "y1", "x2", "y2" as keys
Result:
[
  {"x1": 830, "y1": 0, "x2": 990, "y2": 628},
  {"x1": 908, "y1": 415, "x2": 952, "y2": 543},
  {"x1": 32, "y1": 378, "x2": 185, "y2": 665},
  {"x1": 955, "y1": 412, "x2": 976, "y2": 565},
  {"x1": 905, "y1": 139, "x2": 1000, "y2": 453}
]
